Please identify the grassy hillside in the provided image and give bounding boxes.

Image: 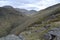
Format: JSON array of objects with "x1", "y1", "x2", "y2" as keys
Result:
[
  {"x1": 0, "y1": 7, "x2": 29, "y2": 37},
  {"x1": 16, "y1": 3, "x2": 60, "y2": 40}
]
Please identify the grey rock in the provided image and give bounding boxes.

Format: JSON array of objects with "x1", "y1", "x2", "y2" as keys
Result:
[
  {"x1": 44, "y1": 27, "x2": 60, "y2": 40},
  {"x1": 48, "y1": 28, "x2": 60, "y2": 36},
  {"x1": 0, "y1": 34, "x2": 24, "y2": 40}
]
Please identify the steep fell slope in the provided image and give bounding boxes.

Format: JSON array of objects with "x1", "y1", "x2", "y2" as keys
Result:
[
  {"x1": 0, "y1": 6, "x2": 29, "y2": 37},
  {"x1": 14, "y1": 3, "x2": 60, "y2": 40}
]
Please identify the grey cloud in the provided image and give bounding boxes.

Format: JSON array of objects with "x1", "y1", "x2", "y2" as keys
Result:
[{"x1": 0, "y1": 0, "x2": 60, "y2": 11}]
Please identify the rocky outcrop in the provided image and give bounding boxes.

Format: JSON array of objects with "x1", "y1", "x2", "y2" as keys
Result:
[
  {"x1": 43, "y1": 27, "x2": 60, "y2": 40},
  {"x1": 0, "y1": 34, "x2": 24, "y2": 40}
]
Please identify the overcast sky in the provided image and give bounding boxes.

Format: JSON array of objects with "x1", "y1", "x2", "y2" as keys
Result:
[{"x1": 0, "y1": 0, "x2": 60, "y2": 11}]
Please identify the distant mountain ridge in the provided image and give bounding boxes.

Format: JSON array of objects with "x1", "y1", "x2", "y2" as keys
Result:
[
  {"x1": 15, "y1": 8, "x2": 38, "y2": 16},
  {"x1": 2, "y1": 5, "x2": 38, "y2": 16},
  {"x1": 3, "y1": 6, "x2": 13, "y2": 9}
]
